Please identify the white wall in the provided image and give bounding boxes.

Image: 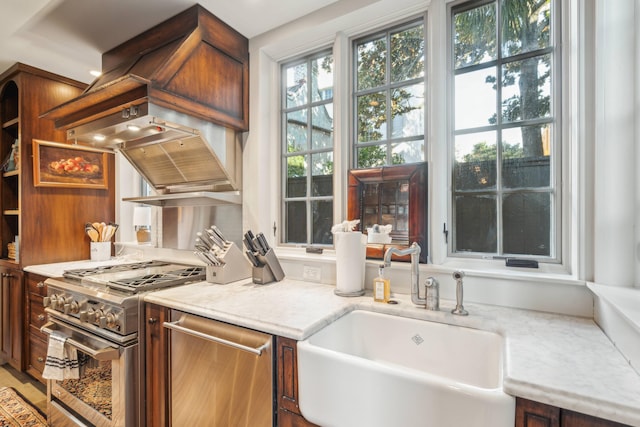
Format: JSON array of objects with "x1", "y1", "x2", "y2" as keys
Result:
[{"x1": 593, "y1": 0, "x2": 640, "y2": 287}]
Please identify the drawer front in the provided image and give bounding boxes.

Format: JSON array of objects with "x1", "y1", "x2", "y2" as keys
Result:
[
  {"x1": 29, "y1": 293, "x2": 48, "y2": 341},
  {"x1": 29, "y1": 334, "x2": 47, "y2": 374},
  {"x1": 26, "y1": 276, "x2": 47, "y2": 296}
]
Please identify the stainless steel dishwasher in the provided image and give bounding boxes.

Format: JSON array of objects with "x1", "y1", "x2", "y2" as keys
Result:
[{"x1": 164, "y1": 311, "x2": 274, "y2": 426}]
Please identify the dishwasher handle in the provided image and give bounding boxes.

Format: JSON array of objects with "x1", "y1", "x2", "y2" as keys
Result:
[{"x1": 163, "y1": 320, "x2": 270, "y2": 356}]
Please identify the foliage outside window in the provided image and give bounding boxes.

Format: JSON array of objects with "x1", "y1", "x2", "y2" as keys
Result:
[
  {"x1": 451, "y1": 0, "x2": 558, "y2": 259},
  {"x1": 282, "y1": 51, "x2": 334, "y2": 245},
  {"x1": 353, "y1": 20, "x2": 426, "y2": 168}
]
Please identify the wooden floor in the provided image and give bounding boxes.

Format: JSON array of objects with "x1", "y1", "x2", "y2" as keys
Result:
[{"x1": 0, "y1": 363, "x2": 46, "y2": 413}]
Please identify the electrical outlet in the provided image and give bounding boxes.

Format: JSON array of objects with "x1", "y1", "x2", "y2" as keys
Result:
[{"x1": 303, "y1": 265, "x2": 321, "y2": 282}]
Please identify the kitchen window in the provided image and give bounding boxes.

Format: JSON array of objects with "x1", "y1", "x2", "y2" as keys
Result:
[
  {"x1": 281, "y1": 50, "x2": 334, "y2": 245},
  {"x1": 450, "y1": 0, "x2": 560, "y2": 261},
  {"x1": 353, "y1": 19, "x2": 426, "y2": 168}
]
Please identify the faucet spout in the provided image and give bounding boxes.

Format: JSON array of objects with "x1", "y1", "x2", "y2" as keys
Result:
[{"x1": 383, "y1": 243, "x2": 424, "y2": 307}]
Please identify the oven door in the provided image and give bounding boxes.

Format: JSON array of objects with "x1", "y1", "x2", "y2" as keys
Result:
[{"x1": 42, "y1": 319, "x2": 139, "y2": 427}]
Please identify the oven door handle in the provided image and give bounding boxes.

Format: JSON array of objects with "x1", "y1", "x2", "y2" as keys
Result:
[
  {"x1": 41, "y1": 321, "x2": 120, "y2": 361},
  {"x1": 163, "y1": 320, "x2": 270, "y2": 356}
]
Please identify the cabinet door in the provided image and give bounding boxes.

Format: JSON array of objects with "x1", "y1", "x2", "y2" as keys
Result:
[
  {"x1": 562, "y1": 410, "x2": 630, "y2": 427},
  {"x1": 516, "y1": 398, "x2": 560, "y2": 427},
  {"x1": 144, "y1": 303, "x2": 170, "y2": 427},
  {"x1": 0, "y1": 267, "x2": 23, "y2": 370},
  {"x1": 276, "y1": 336, "x2": 318, "y2": 427}
]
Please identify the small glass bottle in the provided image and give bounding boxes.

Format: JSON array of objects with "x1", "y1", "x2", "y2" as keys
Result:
[{"x1": 373, "y1": 264, "x2": 390, "y2": 302}]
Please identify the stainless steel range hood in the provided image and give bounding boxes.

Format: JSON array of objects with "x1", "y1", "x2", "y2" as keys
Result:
[
  {"x1": 67, "y1": 102, "x2": 242, "y2": 198},
  {"x1": 41, "y1": 5, "x2": 248, "y2": 206}
]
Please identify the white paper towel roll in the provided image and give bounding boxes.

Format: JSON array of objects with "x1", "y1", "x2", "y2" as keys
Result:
[{"x1": 334, "y1": 231, "x2": 367, "y2": 296}]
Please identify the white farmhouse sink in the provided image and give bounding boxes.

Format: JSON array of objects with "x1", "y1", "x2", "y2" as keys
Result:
[{"x1": 297, "y1": 310, "x2": 515, "y2": 427}]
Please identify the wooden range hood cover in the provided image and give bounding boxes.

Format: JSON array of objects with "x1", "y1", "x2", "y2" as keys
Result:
[{"x1": 42, "y1": 4, "x2": 249, "y2": 132}]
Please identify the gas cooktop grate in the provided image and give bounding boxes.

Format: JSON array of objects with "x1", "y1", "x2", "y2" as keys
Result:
[
  {"x1": 106, "y1": 267, "x2": 206, "y2": 293},
  {"x1": 63, "y1": 260, "x2": 170, "y2": 280}
]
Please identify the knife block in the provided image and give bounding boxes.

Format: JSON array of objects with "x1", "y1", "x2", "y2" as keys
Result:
[
  {"x1": 252, "y1": 249, "x2": 285, "y2": 285},
  {"x1": 205, "y1": 242, "x2": 252, "y2": 284}
]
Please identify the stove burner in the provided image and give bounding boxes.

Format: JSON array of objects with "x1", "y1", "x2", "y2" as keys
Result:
[{"x1": 107, "y1": 266, "x2": 206, "y2": 293}]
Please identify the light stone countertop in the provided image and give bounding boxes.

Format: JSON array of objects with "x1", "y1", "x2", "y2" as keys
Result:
[
  {"x1": 25, "y1": 261, "x2": 640, "y2": 425},
  {"x1": 145, "y1": 278, "x2": 640, "y2": 426}
]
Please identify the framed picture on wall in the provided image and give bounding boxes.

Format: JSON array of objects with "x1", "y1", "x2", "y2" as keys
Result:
[{"x1": 32, "y1": 139, "x2": 109, "y2": 189}]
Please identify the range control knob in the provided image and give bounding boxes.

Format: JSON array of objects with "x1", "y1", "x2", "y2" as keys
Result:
[
  {"x1": 43, "y1": 296, "x2": 51, "y2": 308},
  {"x1": 79, "y1": 308, "x2": 96, "y2": 323},
  {"x1": 64, "y1": 300, "x2": 80, "y2": 315},
  {"x1": 101, "y1": 312, "x2": 119, "y2": 329}
]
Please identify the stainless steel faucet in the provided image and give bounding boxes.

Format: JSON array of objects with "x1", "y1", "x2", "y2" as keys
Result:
[
  {"x1": 383, "y1": 243, "x2": 438, "y2": 310},
  {"x1": 451, "y1": 270, "x2": 468, "y2": 316}
]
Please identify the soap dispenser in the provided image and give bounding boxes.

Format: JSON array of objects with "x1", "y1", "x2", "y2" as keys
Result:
[{"x1": 373, "y1": 264, "x2": 390, "y2": 302}]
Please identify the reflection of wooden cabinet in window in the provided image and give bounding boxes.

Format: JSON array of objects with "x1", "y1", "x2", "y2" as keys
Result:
[{"x1": 348, "y1": 162, "x2": 428, "y2": 263}]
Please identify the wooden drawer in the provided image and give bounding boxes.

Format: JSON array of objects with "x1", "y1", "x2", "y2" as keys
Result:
[
  {"x1": 26, "y1": 276, "x2": 47, "y2": 296},
  {"x1": 29, "y1": 293, "x2": 47, "y2": 327},
  {"x1": 29, "y1": 334, "x2": 47, "y2": 374}
]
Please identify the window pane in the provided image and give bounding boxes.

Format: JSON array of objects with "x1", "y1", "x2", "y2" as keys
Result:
[
  {"x1": 312, "y1": 152, "x2": 333, "y2": 197},
  {"x1": 455, "y1": 68, "x2": 497, "y2": 129},
  {"x1": 311, "y1": 104, "x2": 333, "y2": 150},
  {"x1": 286, "y1": 110, "x2": 307, "y2": 152},
  {"x1": 391, "y1": 24, "x2": 425, "y2": 82},
  {"x1": 286, "y1": 63, "x2": 307, "y2": 108},
  {"x1": 357, "y1": 92, "x2": 387, "y2": 142},
  {"x1": 362, "y1": 183, "x2": 380, "y2": 229},
  {"x1": 501, "y1": 0, "x2": 551, "y2": 57},
  {"x1": 286, "y1": 155, "x2": 307, "y2": 197},
  {"x1": 454, "y1": 3, "x2": 497, "y2": 69},
  {"x1": 454, "y1": 131, "x2": 497, "y2": 190},
  {"x1": 311, "y1": 55, "x2": 334, "y2": 102},
  {"x1": 455, "y1": 195, "x2": 497, "y2": 253},
  {"x1": 503, "y1": 192, "x2": 551, "y2": 256},
  {"x1": 501, "y1": 55, "x2": 551, "y2": 123},
  {"x1": 312, "y1": 200, "x2": 333, "y2": 245},
  {"x1": 357, "y1": 145, "x2": 387, "y2": 168},
  {"x1": 286, "y1": 201, "x2": 307, "y2": 243},
  {"x1": 391, "y1": 140, "x2": 424, "y2": 164},
  {"x1": 502, "y1": 125, "x2": 550, "y2": 188},
  {"x1": 357, "y1": 36, "x2": 386, "y2": 90},
  {"x1": 391, "y1": 84, "x2": 424, "y2": 138}
]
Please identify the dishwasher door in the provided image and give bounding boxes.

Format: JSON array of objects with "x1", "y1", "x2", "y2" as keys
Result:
[{"x1": 164, "y1": 311, "x2": 274, "y2": 426}]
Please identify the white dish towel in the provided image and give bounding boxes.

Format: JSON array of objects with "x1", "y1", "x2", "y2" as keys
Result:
[{"x1": 42, "y1": 331, "x2": 80, "y2": 380}]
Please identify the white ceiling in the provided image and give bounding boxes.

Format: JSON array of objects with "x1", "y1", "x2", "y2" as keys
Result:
[{"x1": 0, "y1": 0, "x2": 339, "y2": 84}]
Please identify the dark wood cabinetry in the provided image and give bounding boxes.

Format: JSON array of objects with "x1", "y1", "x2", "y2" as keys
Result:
[
  {"x1": 144, "y1": 303, "x2": 170, "y2": 427},
  {"x1": 276, "y1": 336, "x2": 318, "y2": 427},
  {"x1": 0, "y1": 266, "x2": 23, "y2": 369},
  {"x1": 0, "y1": 63, "x2": 114, "y2": 268},
  {"x1": 23, "y1": 273, "x2": 48, "y2": 382},
  {"x1": 516, "y1": 398, "x2": 630, "y2": 427},
  {"x1": 0, "y1": 62, "x2": 115, "y2": 375}
]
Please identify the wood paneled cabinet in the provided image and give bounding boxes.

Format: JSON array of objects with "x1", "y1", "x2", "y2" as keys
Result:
[
  {"x1": 516, "y1": 397, "x2": 630, "y2": 427},
  {"x1": 23, "y1": 272, "x2": 48, "y2": 382},
  {"x1": 144, "y1": 303, "x2": 170, "y2": 427},
  {"x1": 0, "y1": 63, "x2": 115, "y2": 374},
  {"x1": 0, "y1": 266, "x2": 22, "y2": 369},
  {"x1": 276, "y1": 336, "x2": 318, "y2": 427}
]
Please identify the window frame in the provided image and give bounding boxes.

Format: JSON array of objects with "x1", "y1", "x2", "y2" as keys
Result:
[
  {"x1": 280, "y1": 48, "x2": 335, "y2": 247},
  {"x1": 351, "y1": 18, "x2": 428, "y2": 169},
  {"x1": 446, "y1": 0, "x2": 563, "y2": 263}
]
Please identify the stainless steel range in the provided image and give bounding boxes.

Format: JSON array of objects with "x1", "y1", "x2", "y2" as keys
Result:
[{"x1": 42, "y1": 260, "x2": 205, "y2": 427}]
